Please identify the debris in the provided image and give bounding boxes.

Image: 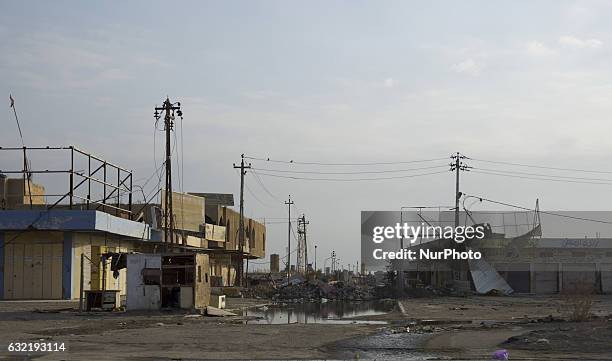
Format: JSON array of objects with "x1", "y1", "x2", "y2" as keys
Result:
[
  {"x1": 211, "y1": 287, "x2": 242, "y2": 298},
  {"x1": 206, "y1": 306, "x2": 237, "y2": 317},
  {"x1": 469, "y1": 256, "x2": 513, "y2": 295},
  {"x1": 279, "y1": 275, "x2": 306, "y2": 287},
  {"x1": 273, "y1": 280, "x2": 376, "y2": 301},
  {"x1": 33, "y1": 307, "x2": 73, "y2": 313},
  {"x1": 155, "y1": 322, "x2": 165, "y2": 327},
  {"x1": 536, "y1": 338, "x2": 550, "y2": 344},
  {"x1": 491, "y1": 349, "x2": 509, "y2": 360},
  {"x1": 184, "y1": 314, "x2": 202, "y2": 318}
]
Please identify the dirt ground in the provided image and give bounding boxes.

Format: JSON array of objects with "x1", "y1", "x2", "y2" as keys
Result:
[
  {"x1": 0, "y1": 299, "x2": 382, "y2": 360},
  {"x1": 398, "y1": 295, "x2": 612, "y2": 360},
  {"x1": 0, "y1": 295, "x2": 610, "y2": 360}
]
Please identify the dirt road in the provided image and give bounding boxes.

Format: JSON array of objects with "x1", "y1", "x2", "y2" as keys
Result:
[
  {"x1": 0, "y1": 296, "x2": 610, "y2": 360},
  {"x1": 0, "y1": 300, "x2": 382, "y2": 360}
]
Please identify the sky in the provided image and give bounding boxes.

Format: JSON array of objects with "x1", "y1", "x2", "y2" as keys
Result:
[{"x1": 3, "y1": 1, "x2": 612, "y2": 270}]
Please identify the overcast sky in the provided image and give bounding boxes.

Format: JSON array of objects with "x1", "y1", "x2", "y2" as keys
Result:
[{"x1": 3, "y1": 1, "x2": 612, "y2": 270}]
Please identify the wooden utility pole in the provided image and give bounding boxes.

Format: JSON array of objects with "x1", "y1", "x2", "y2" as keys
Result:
[
  {"x1": 285, "y1": 195, "x2": 294, "y2": 281},
  {"x1": 233, "y1": 154, "x2": 251, "y2": 286},
  {"x1": 154, "y1": 98, "x2": 182, "y2": 244}
]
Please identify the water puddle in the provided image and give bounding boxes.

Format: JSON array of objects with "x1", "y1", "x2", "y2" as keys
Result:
[
  {"x1": 334, "y1": 331, "x2": 438, "y2": 360},
  {"x1": 242, "y1": 300, "x2": 393, "y2": 325}
]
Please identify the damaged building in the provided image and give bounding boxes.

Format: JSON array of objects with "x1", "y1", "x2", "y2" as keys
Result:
[
  {"x1": 0, "y1": 146, "x2": 265, "y2": 305},
  {"x1": 363, "y1": 209, "x2": 612, "y2": 295}
]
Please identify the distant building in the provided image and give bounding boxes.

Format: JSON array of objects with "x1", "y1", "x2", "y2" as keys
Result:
[
  {"x1": 390, "y1": 211, "x2": 612, "y2": 294},
  {"x1": 270, "y1": 254, "x2": 280, "y2": 273}
]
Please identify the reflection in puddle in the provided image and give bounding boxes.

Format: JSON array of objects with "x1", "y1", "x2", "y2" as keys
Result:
[{"x1": 242, "y1": 300, "x2": 393, "y2": 324}]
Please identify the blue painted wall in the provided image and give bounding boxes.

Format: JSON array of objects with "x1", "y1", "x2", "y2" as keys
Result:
[{"x1": 62, "y1": 232, "x2": 72, "y2": 299}]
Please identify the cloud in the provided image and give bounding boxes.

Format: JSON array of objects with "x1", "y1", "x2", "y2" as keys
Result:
[
  {"x1": 525, "y1": 41, "x2": 557, "y2": 57},
  {"x1": 558, "y1": 35, "x2": 603, "y2": 49},
  {"x1": 451, "y1": 58, "x2": 483, "y2": 75},
  {"x1": 383, "y1": 77, "x2": 396, "y2": 88},
  {"x1": 0, "y1": 30, "x2": 165, "y2": 92},
  {"x1": 242, "y1": 90, "x2": 280, "y2": 100}
]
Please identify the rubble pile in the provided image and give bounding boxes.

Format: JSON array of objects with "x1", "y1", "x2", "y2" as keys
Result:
[{"x1": 273, "y1": 280, "x2": 376, "y2": 301}]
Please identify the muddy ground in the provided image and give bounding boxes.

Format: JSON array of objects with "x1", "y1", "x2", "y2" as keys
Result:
[{"x1": 0, "y1": 295, "x2": 610, "y2": 360}]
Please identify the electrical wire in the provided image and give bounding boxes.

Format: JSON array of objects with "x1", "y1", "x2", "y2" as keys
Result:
[
  {"x1": 251, "y1": 164, "x2": 448, "y2": 175},
  {"x1": 250, "y1": 170, "x2": 283, "y2": 203},
  {"x1": 244, "y1": 155, "x2": 448, "y2": 166},
  {"x1": 463, "y1": 194, "x2": 612, "y2": 225},
  {"x1": 471, "y1": 170, "x2": 612, "y2": 185},
  {"x1": 470, "y1": 157, "x2": 612, "y2": 174},
  {"x1": 244, "y1": 174, "x2": 274, "y2": 208},
  {"x1": 474, "y1": 167, "x2": 612, "y2": 182},
  {"x1": 253, "y1": 170, "x2": 448, "y2": 181}
]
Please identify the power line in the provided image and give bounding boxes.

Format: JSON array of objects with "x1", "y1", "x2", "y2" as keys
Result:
[
  {"x1": 474, "y1": 167, "x2": 612, "y2": 182},
  {"x1": 470, "y1": 157, "x2": 612, "y2": 174},
  {"x1": 254, "y1": 170, "x2": 448, "y2": 181},
  {"x1": 244, "y1": 155, "x2": 448, "y2": 166},
  {"x1": 244, "y1": 178, "x2": 274, "y2": 208},
  {"x1": 463, "y1": 194, "x2": 612, "y2": 225},
  {"x1": 471, "y1": 170, "x2": 612, "y2": 185},
  {"x1": 250, "y1": 169, "x2": 283, "y2": 202},
  {"x1": 250, "y1": 164, "x2": 447, "y2": 175}
]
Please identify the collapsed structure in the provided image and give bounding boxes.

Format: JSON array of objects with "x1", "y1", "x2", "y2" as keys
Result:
[
  {"x1": 389, "y1": 208, "x2": 612, "y2": 295},
  {"x1": 0, "y1": 146, "x2": 265, "y2": 307}
]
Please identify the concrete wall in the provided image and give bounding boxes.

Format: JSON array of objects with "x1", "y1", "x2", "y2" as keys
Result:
[
  {"x1": 161, "y1": 191, "x2": 205, "y2": 233},
  {"x1": 481, "y1": 242, "x2": 612, "y2": 294},
  {"x1": 209, "y1": 253, "x2": 236, "y2": 286},
  {"x1": 0, "y1": 177, "x2": 46, "y2": 209},
  {"x1": 70, "y1": 233, "x2": 136, "y2": 300},
  {"x1": 215, "y1": 206, "x2": 266, "y2": 257}
]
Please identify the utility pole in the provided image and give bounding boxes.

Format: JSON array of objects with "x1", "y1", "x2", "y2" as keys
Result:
[
  {"x1": 297, "y1": 214, "x2": 309, "y2": 273},
  {"x1": 154, "y1": 98, "x2": 182, "y2": 244},
  {"x1": 450, "y1": 152, "x2": 470, "y2": 228},
  {"x1": 331, "y1": 250, "x2": 336, "y2": 273},
  {"x1": 314, "y1": 245, "x2": 317, "y2": 272},
  {"x1": 449, "y1": 152, "x2": 470, "y2": 286},
  {"x1": 303, "y1": 215, "x2": 308, "y2": 272},
  {"x1": 285, "y1": 195, "x2": 294, "y2": 281},
  {"x1": 233, "y1": 154, "x2": 251, "y2": 287}
]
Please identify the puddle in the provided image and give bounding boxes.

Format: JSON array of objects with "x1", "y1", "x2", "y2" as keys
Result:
[
  {"x1": 242, "y1": 300, "x2": 393, "y2": 325},
  {"x1": 334, "y1": 331, "x2": 438, "y2": 360}
]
